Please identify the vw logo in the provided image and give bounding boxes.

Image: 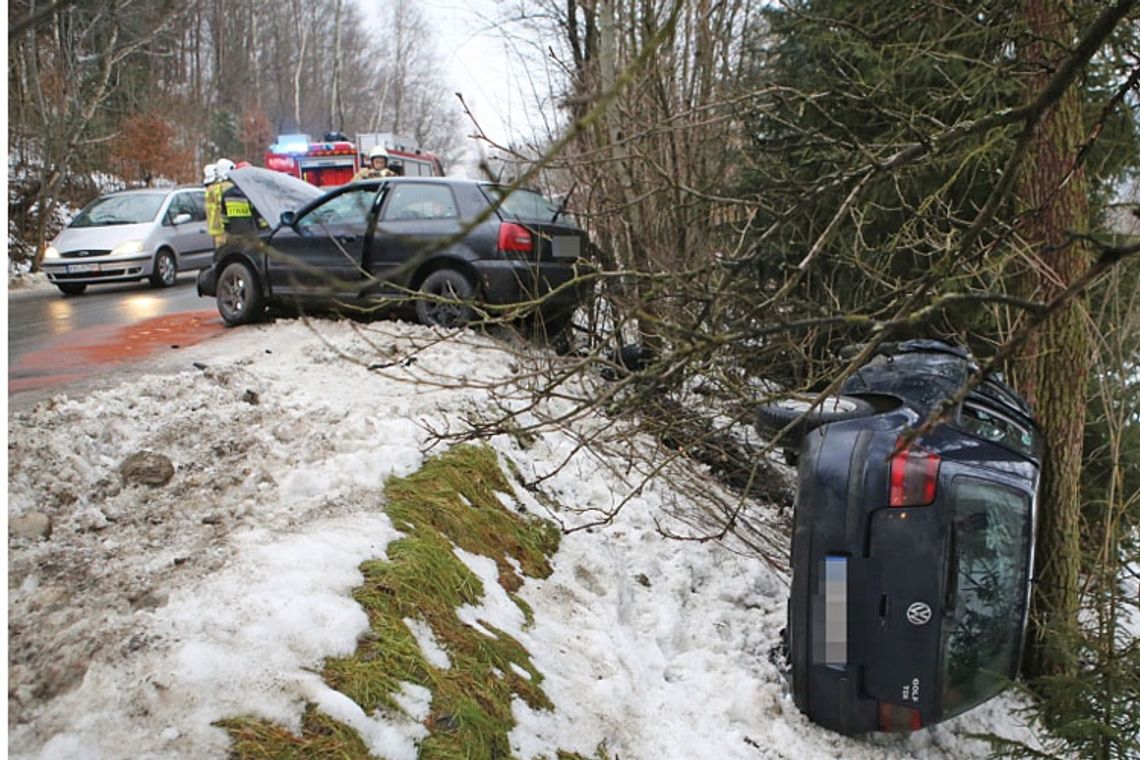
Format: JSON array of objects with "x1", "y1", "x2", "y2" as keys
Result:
[{"x1": 906, "y1": 601, "x2": 933, "y2": 626}]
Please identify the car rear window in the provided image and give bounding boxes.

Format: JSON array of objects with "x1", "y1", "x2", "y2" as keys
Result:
[
  {"x1": 70, "y1": 193, "x2": 166, "y2": 227},
  {"x1": 940, "y1": 477, "x2": 1032, "y2": 717},
  {"x1": 480, "y1": 185, "x2": 560, "y2": 221}
]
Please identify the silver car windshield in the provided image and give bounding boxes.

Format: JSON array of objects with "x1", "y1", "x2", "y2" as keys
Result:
[
  {"x1": 940, "y1": 477, "x2": 1032, "y2": 717},
  {"x1": 70, "y1": 193, "x2": 166, "y2": 228}
]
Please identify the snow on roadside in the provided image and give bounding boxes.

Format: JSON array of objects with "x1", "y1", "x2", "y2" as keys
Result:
[{"x1": 8, "y1": 318, "x2": 1040, "y2": 759}]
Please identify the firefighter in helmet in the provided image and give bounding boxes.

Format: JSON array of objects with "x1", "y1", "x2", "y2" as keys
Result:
[
  {"x1": 353, "y1": 146, "x2": 396, "y2": 181},
  {"x1": 203, "y1": 159, "x2": 234, "y2": 247},
  {"x1": 220, "y1": 160, "x2": 264, "y2": 237}
]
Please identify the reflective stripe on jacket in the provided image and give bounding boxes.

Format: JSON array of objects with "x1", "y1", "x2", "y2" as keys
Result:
[
  {"x1": 205, "y1": 180, "x2": 231, "y2": 237},
  {"x1": 224, "y1": 197, "x2": 252, "y2": 217}
]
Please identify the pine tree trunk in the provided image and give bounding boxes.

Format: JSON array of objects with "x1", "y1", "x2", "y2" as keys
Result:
[{"x1": 1016, "y1": 0, "x2": 1092, "y2": 681}]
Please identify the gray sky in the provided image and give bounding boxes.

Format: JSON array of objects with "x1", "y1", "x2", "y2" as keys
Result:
[
  {"x1": 418, "y1": 0, "x2": 520, "y2": 141},
  {"x1": 362, "y1": 0, "x2": 532, "y2": 149}
]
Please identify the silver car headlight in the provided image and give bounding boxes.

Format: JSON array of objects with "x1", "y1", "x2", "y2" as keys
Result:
[
  {"x1": 43, "y1": 245, "x2": 60, "y2": 260},
  {"x1": 110, "y1": 240, "x2": 146, "y2": 257}
]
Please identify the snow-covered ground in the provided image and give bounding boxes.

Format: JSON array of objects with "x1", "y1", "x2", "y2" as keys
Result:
[{"x1": 7, "y1": 318, "x2": 1042, "y2": 759}]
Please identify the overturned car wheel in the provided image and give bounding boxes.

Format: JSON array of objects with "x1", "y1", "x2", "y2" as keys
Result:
[{"x1": 755, "y1": 393, "x2": 874, "y2": 446}]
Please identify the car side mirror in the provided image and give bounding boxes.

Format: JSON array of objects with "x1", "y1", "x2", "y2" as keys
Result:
[
  {"x1": 171, "y1": 212, "x2": 192, "y2": 225},
  {"x1": 280, "y1": 211, "x2": 296, "y2": 227}
]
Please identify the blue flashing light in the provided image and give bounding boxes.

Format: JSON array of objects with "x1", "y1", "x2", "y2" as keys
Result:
[
  {"x1": 271, "y1": 134, "x2": 312, "y2": 155},
  {"x1": 272, "y1": 142, "x2": 309, "y2": 155}
]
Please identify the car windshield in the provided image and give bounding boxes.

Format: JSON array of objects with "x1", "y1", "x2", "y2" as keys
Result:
[
  {"x1": 482, "y1": 185, "x2": 560, "y2": 221},
  {"x1": 940, "y1": 477, "x2": 1032, "y2": 717},
  {"x1": 298, "y1": 187, "x2": 376, "y2": 231},
  {"x1": 70, "y1": 193, "x2": 166, "y2": 228}
]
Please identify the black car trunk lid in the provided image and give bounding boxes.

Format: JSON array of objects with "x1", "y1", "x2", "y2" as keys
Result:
[{"x1": 860, "y1": 502, "x2": 947, "y2": 725}]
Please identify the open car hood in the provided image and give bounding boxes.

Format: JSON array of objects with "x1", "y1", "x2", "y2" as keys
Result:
[{"x1": 225, "y1": 166, "x2": 323, "y2": 228}]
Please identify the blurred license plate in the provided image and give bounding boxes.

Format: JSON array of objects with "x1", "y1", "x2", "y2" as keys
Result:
[
  {"x1": 552, "y1": 236, "x2": 581, "y2": 259},
  {"x1": 819, "y1": 556, "x2": 848, "y2": 668},
  {"x1": 66, "y1": 263, "x2": 101, "y2": 274}
]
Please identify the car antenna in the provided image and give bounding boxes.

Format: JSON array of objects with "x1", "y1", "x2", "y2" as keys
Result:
[{"x1": 551, "y1": 182, "x2": 578, "y2": 223}]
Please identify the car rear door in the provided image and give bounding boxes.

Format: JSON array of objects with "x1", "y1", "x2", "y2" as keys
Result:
[{"x1": 367, "y1": 182, "x2": 465, "y2": 287}]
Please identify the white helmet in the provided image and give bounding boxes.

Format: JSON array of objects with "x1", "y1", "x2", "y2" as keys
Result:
[
  {"x1": 368, "y1": 146, "x2": 389, "y2": 161},
  {"x1": 215, "y1": 158, "x2": 236, "y2": 179},
  {"x1": 203, "y1": 163, "x2": 217, "y2": 184}
]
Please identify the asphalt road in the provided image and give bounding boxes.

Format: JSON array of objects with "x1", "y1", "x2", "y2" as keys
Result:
[{"x1": 8, "y1": 273, "x2": 227, "y2": 410}]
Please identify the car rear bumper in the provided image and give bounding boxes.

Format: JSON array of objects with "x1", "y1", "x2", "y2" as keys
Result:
[
  {"x1": 471, "y1": 259, "x2": 591, "y2": 314},
  {"x1": 42, "y1": 255, "x2": 151, "y2": 285},
  {"x1": 790, "y1": 425, "x2": 881, "y2": 734}
]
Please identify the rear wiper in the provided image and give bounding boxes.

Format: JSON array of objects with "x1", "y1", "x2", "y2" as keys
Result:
[
  {"x1": 944, "y1": 526, "x2": 959, "y2": 614},
  {"x1": 550, "y1": 182, "x2": 578, "y2": 223}
]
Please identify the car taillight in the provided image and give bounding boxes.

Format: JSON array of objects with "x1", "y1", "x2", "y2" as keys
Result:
[
  {"x1": 889, "y1": 439, "x2": 940, "y2": 507},
  {"x1": 878, "y1": 701, "x2": 923, "y2": 732},
  {"x1": 498, "y1": 222, "x2": 533, "y2": 254}
]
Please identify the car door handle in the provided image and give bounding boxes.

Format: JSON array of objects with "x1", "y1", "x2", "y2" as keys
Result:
[{"x1": 337, "y1": 235, "x2": 357, "y2": 244}]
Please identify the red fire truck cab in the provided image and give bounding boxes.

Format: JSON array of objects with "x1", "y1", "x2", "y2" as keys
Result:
[{"x1": 264, "y1": 134, "x2": 359, "y2": 188}]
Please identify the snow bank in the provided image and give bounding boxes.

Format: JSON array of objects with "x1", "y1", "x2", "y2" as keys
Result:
[{"x1": 7, "y1": 318, "x2": 1040, "y2": 759}]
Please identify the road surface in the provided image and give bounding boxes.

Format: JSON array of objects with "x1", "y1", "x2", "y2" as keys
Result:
[{"x1": 8, "y1": 274, "x2": 227, "y2": 410}]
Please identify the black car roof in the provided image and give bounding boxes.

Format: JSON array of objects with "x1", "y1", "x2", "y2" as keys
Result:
[{"x1": 843, "y1": 340, "x2": 1036, "y2": 427}]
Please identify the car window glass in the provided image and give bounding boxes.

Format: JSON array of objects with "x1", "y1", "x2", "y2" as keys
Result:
[
  {"x1": 70, "y1": 193, "x2": 166, "y2": 228},
  {"x1": 187, "y1": 191, "x2": 207, "y2": 221},
  {"x1": 481, "y1": 186, "x2": 559, "y2": 221},
  {"x1": 958, "y1": 403, "x2": 1035, "y2": 456},
  {"x1": 381, "y1": 184, "x2": 458, "y2": 221},
  {"x1": 940, "y1": 477, "x2": 1031, "y2": 717},
  {"x1": 296, "y1": 187, "x2": 376, "y2": 232},
  {"x1": 164, "y1": 193, "x2": 196, "y2": 225}
]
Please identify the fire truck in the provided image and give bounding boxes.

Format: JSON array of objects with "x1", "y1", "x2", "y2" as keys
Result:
[
  {"x1": 263, "y1": 133, "x2": 444, "y2": 188},
  {"x1": 264, "y1": 134, "x2": 359, "y2": 187}
]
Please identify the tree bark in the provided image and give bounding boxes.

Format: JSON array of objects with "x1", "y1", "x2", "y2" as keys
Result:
[
  {"x1": 294, "y1": 25, "x2": 308, "y2": 129},
  {"x1": 330, "y1": 0, "x2": 343, "y2": 131},
  {"x1": 1016, "y1": 0, "x2": 1093, "y2": 681}
]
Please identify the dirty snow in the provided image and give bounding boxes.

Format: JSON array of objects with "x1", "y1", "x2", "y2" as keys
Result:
[{"x1": 8, "y1": 318, "x2": 1043, "y2": 759}]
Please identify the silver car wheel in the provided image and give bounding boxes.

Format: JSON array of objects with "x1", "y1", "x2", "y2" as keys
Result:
[{"x1": 150, "y1": 250, "x2": 177, "y2": 288}]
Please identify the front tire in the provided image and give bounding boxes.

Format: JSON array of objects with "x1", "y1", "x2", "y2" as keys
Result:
[
  {"x1": 415, "y1": 268, "x2": 475, "y2": 328},
  {"x1": 216, "y1": 261, "x2": 265, "y2": 326},
  {"x1": 57, "y1": 283, "x2": 87, "y2": 296},
  {"x1": 149, "y1": 249, "x2": 177, "y2": 288},
  {"x1": 755, "y1": 393, "x2": 874, "y2": 444}
]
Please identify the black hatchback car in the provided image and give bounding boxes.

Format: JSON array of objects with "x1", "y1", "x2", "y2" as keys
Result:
[
  {"x1": 197, "y1": 167, "x2": 592, "y2": 329},
  {"x1": 756, "y1": 340, "x2": 1040, "y2": 735}
]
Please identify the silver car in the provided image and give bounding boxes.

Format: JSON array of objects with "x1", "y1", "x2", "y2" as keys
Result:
[{"x1": 41, "y1": 187, "x2": 213, "y2": 296}]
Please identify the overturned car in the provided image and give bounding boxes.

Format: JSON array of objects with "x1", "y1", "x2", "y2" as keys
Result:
[
  {"x1": 197, "y1": 167, "x2": 592, "y2": 331},
  {"x1": 756, "y1": 340, "x2": 1041, "y2": 735}
]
